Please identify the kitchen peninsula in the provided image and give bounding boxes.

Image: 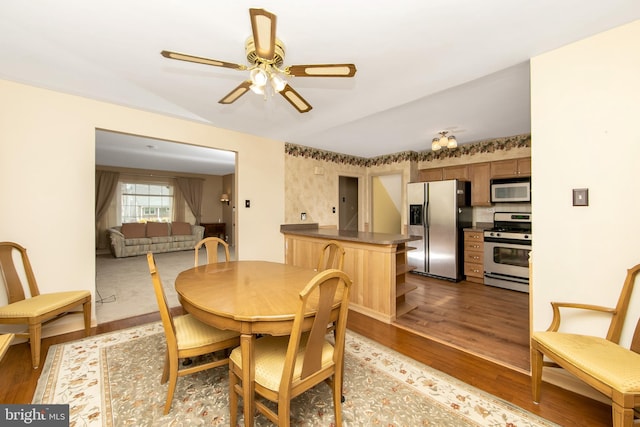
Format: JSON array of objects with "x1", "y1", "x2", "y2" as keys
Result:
[{"x1": 281, "y1": 224, "x2": 420, "y2": 323}]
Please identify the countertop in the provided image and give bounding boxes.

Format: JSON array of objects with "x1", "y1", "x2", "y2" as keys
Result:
[
  {"x1": 463, "y1": 222, "x2": 493, "y2": 232},
  {"x1": 280, "y1": 224, "x2": 421, "y2": 245}
]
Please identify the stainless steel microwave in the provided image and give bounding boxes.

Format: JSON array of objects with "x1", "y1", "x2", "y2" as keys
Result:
[{"x1": 490, "y1": 178, "x2": 531, "y2": 203}]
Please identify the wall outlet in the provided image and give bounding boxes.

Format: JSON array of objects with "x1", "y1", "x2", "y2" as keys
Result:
[{"x1": 301, "y1": 212, "x2": 306, "y2": 221}]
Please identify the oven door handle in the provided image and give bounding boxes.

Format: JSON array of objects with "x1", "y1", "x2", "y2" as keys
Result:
[
  {"x1": 483, "y1": 237, "x2": 532, "y2": 245},
  {"x1": 484, "y1": 272, "x2": 529, "y2": 284}
]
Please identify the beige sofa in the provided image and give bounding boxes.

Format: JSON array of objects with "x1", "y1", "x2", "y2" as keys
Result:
[{"x1": 108, "y1": 221, "x2": 204, "y2": 258}]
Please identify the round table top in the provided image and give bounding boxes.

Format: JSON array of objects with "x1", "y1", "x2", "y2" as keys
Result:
[{"x1": 175, "y1": 260, "x2": 320, "y2": 324}]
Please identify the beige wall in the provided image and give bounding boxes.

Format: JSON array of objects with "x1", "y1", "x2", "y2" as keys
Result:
[
  {"x1": 0, "y1": 79, "x2": 284, "y2": 334},
  {"x1": 284, "y1": 154, "x2": 365, "y2": 227},
  {"x1": 531, "y1": 20, "x2": 640, "y2": 346}
]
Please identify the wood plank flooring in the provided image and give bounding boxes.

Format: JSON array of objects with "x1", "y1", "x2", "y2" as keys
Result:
[{"x1": 396, "y1": 273, "x2": 530, "y2": 371}]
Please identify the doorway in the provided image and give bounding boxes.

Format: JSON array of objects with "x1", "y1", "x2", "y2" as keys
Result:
[
  {"x1": 339, "y1": 176, "x2": 358, "y2": 231},
  {"x1": 371, "y1": 174, "x2": 402, "y2": 233}
]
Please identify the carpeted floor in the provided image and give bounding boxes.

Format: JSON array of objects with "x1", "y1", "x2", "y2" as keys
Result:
[
  {"x1": 33, "y1": 323, "x2": 558, "y2": 427},
  {"x1": 95, "y1": 249, "x2": 224, "y2": 324}
]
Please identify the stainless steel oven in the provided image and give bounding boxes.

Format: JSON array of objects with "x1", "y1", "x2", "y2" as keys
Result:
[{"x1": 483, "y1": 212, "x2": 531, "y2": 293}]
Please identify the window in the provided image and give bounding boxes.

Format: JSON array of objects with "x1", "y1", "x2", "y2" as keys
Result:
[{"x1": 120, "y1": 182, "x2": 173, "y2": 223}]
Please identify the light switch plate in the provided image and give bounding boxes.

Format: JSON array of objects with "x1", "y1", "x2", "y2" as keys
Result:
[{"x1": 573, "y1": 188, "x2": 589, "y2": 206}]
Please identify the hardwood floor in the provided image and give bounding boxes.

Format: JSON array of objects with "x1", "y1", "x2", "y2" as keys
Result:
[
  {"x1": 0, "y1": 294, "x2": 612, "y2": 425},
  {"x1": 396, "y1": 273, "x2": 530, "y2": 371}
]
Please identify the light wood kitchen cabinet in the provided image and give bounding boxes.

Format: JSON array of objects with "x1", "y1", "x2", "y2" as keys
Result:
[
  {"x1": 417, "y1": 156, "x2": 530, "y2": 206},
  {"x1": 418, "y1": 168, "x2": 443, "y2": 182},
  {"x1": 418, "y1": 165, "x2": 469, "y2": 182},
  {"x1": 491, "y1": 157, "x2": 531, "y2": 178},
  {"x1": 468, "y1": 162, "x2": 491, "y2": 206},
  {"x1": 443, "y1": 165, "x2": 469, "y2": 181},
  {"x1": 463, "y1": 230, "x2": 484, "y2": 284}
]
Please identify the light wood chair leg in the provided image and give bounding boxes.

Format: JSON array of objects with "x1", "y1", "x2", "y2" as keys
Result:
[
  {"x1": 611, "y1": 400, "x2": 634, "y2": 427},
  {"x1": 164, "y1": 365, "x2": 178, "y2": 415},
  {"x1": 229, "y1": 362, "x2": 239, "y2": 426},
  {"x1": 332, "y1": 373, "x2": 343, "y2": 425},
  {"x1": 530, "y1": 346, "x2": 543, "y2": 403},
  {"x1": 83, "y1": 300, "x2": 92, "y2": 336},
  {"x1": 278, "y1": 395, "x2": 291, "y2": 427},
  {"x1": 29, "y1": 323, "x2": 42, "y2": 369}
]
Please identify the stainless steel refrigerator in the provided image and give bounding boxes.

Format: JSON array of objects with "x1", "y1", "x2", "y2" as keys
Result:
[{"x1": 407, "y1": 180, "x2": 471, "y2": 281}]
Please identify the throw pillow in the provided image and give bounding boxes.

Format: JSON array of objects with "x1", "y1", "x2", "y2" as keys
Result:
[
  {"x1": 171, "y1": 221, "x2": 192, "y2": 236},
  {"x1": 146, "y1": 222, "x2": 169, "y2": 237},
  {"x1": 121, "y1": 223, "x2": 146, "y2": 239}
]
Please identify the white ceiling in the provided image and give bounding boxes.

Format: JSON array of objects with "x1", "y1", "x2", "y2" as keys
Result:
[{"x1": 2, "y1": 1, "x2": 639, "y2": 174}]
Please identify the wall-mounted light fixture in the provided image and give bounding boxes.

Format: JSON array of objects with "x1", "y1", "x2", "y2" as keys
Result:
[
  {"x1": 220, "y1": 193, "x2": 230, "y2": 205},
  {"x1": 431, "y1": 131, "x2": 458, "y2": 151}
]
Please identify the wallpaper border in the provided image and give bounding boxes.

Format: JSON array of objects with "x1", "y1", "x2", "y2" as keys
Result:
[{"x1": 285, "y1": 134, "x2": 531, "y2": 167}]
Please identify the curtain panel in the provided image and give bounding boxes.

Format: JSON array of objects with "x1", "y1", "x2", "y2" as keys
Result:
[{"x1": 176, "y1": 177, "x2": 204, "y2": 225}]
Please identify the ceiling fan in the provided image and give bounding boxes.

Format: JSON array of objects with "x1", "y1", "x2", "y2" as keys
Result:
[{"x1": 161, "y1": 8, "x2": 356, "y2": 113}]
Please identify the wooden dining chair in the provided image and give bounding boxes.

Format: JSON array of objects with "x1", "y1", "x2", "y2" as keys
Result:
[
  {"x1": 316, "y1": 240, "x2": 345, "y2": 271},
  {"x1": 316, "y1": 240, "x2": 346, "y2": 337},
  {"x1": 147, "y1": 252, "x2": 240, "y2": 414},
  {"x1": 228, "y1": 268, "x2": 352, "y2": 426},
  {"x1": 0, "y1": 241, "x2": 91, "y2": 369},
  {"x1": 531, "y1": 263, "x2": 640, "y2": 427},
  {"x1": 194, "y1": 237, "x2": 230, "y2": 267}
]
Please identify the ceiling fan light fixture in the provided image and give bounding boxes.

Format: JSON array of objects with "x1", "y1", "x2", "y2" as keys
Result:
[
  {"x1": 447, "y1": 136, "x2": 458, "y2": 149},
  {"x1": 431, "y1": 137, "x2": 442, "y2": 151},
  {"x1": 162, "y1": 8, "x2": 356, "y2": 113},
  {"x1": 270, "y1": 73, "x2": 287, "y2": 92},
  {"x1": 249, "y1": 67, "x2": 268, "y2": 86}
]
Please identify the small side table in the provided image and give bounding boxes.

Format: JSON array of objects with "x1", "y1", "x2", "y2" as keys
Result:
[{"x1": 200, "y1": 223, "x2": 226, "y2": 240}]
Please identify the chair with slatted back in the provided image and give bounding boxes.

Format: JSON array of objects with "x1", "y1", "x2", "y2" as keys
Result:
[
  {"x1": 531, "y1": 263, "x2": 640, "y2": 427},
  {"x1": 194, "y1": 237, "x2": 230, "y2": 267},
  {"x1": 228, "y1": 268, "x2": 352, "y2": 426},
  {"x1": 316, "y1": 240, "x2": 345, "y2": 272},
  {"x1": 147, "y1": 252, "x2": 240, "y2": 414},
  {"x1": 316, "y1": 240, "x2": 345, "y2": 338},
  {"x1": 0, "y1": 241, "x2": 91, "y2": 369}
]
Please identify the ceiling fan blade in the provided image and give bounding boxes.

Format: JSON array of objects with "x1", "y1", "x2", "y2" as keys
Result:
[
  {"x1": 249, "y1": 8, "x2": 277, "y2": 61},
  {"x1": 219, "y1": 81, "x2": 252, "y2": 104},
  {"x1": 286, "y1": 64, "x2": 357, "y2": 77},
  {"x1": 161, "y1": 50, "x2": 247, "y2": 71},
  {"x1": 279, "y1": 84, "x2": 312, "y2": 113}
]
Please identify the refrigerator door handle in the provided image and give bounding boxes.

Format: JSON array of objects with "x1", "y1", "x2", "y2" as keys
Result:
[{"x1": 424, "y1": 201, "x2": 429, "y2": 227}]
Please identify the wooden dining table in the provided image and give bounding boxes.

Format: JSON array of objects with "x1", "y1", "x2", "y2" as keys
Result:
[{"x1": 174, "y1": 260, "x2": 321, "y2": 426}]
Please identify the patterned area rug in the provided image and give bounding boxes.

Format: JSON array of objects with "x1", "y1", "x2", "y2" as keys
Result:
[{"x1": 33, "y1": 323, "x2": 557, "y2": 426}]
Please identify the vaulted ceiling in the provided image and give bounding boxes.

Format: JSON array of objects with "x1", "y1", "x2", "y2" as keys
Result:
[{"x1": 2, "y1": 1, "x2": 638, "y2": 173}]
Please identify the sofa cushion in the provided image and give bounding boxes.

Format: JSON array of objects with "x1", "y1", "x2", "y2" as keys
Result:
[
  {"x1": 121, "y1": 223, "x2": 146, "y2": 239},
  {"x1": 171, "y1": 221, "x2": 192, "y2": 236},
  {"x1": 146, "y1": 222, "x2": 169, "y2": 237}
]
